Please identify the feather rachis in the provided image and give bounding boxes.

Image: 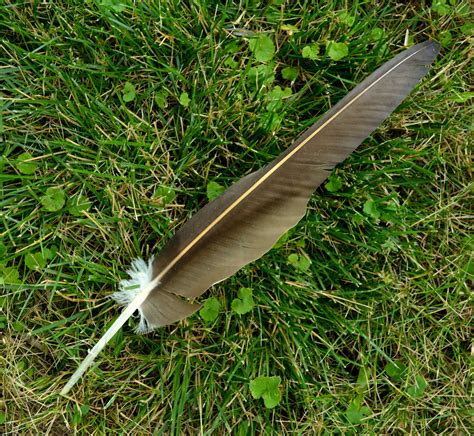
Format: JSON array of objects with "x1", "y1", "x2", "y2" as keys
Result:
[{"x1": 60, "y1": 269, "x2": 160, "y2": 395}]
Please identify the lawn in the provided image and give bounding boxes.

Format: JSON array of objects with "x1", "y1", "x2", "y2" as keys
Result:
[{"x1": 1, "y1": 0, "x2": 472, "y2": 434}]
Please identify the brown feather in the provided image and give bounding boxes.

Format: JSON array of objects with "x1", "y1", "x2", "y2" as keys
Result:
[
  {"x1": 142, "y1": 41, "x2": 440, "y2": 328},
  {"x1": 60, "y1": 41, "x2": 440, "y2": 395}
]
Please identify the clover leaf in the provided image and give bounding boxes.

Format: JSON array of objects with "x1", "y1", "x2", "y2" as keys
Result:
[
  {"x1": 266, "y1": 86, "x2": 292, "y2": 112},
  {"x1": 407, "y1": 375, "x2": 428, "y2": 399},
  {"x1": 287, "y1": 252, "x2": 312, "y2": 272},
  {"x1": 231, "y1": 287, "x2": 254, "y2": 315},
  {"x1": 122, "y1": 82, "x2": 136, "y2": 102},
  {"x1": 16, "y1": 152, "x2": 38, "y2": 175},
  {"x1": 199, "y1": 297, "x2": 221, "y2": 322},
  {"x1": 431, "y1": 0, "x2": 451, "y2": 15},
  {"x1": 326, "y1": 41, "x2": 349, "y2": 61},
  {"x1": 153, "y1": 186, "x2": 176, "y2": 206},
  {"x1": 384, "y1": 360, "x2": 408, "y2": 382},
  {"x1": 247, "y1": 63, "x2": 275, "y2": 89},
  {"x1": 179, "y1": 92, "x2": 190, "y2": 107},
  {"x1": 301, "y1": 44, "x2": 319, "y2": 60},
  {"x1": 338, "y1": 12, "x2": 356, "y2": 26},
  {"x1": 281, "y1": 66, "x2": 298, "y2": 81},
  {"x1": 100, "y1": 0, "x2": 126, "y2": 12},
  {"x1": 206, "y1": 181, "x2": 224, "y2": 201},
  {"x1": 24, "y1": 248, "x2": 54, "y2": 271},
  {"x1": 248, "y1": 34, "x2": 275, "y2": 63},
  {"x1": 345, "y1": 402, "x2": 371, "y2": 424},
  {"x1": 40, "y1": 187, "x2": 66, "y2": 212},
  {"x1": 249, "y1": 376, "x2": 282, "y2": 409},
  {"x1": 0, "y1": 266, "x2": 21, "y2": 285},
  {"x1": 370, "y1": 27, "x2": 385, "y2": 41},
  {"x1": 24, "y1": 252, "x2": 46, "y2": 270},
  {"x1": 155, "y1": 91, "x2": 168, "y2": 109},
  {"x1": 363, "y1": 198, "x2": 380, "y2": 219},
  {"x1": 325, "y1": 174, "x2": 343, "y2": 192}
]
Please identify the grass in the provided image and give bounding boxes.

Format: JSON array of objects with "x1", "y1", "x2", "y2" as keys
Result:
[{"x1": 1, "y1": 0, "x2": 472, "y2": 433}]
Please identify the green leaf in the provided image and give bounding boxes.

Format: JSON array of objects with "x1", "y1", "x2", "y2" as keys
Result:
[
  {"x1": 288, "y1": 252, "x2": 311, "y2": 272},
  {"x1": 0, "y1": 266, "x2": 21, "y2": 284},
  {"x1": 281, "y1": 66, "x2": 298, "y2": 82},
  {"x1": 249, "y1": 376, "x2": 282, "y2": 409},
  {"x1": 199, "y1": 297, "x2": 221, "y2": 322},
  {"x1": 100, "y1": 0, "x2": 127, "y2": 12},
  {"x1": 225, "y1": 41, "x2": 240, "y2": 54},
  {"x1": 381, "y1": 237, "x2": 399, "y2": 253},
  {"x1": 384, "y1": 360, "x2": 408, "y2": 382},
  {"x1": 153, "y1": 186, "x2": 176, "y2": 205},
  {"x1": 356, "y1": 367, "x2": 370, "y2": 389},
  {"x1": 224, "y1": 57, "x2": 238, "y2": 68},
  {"x1": 155, "y1": 91, "x2": 168, "y2": 109},
  {"x1": 456, "y1": 1, "x2": 470, "y2": 16},
  {"x1": 122, "y1": 81, "x2": 136, "y2": 102},
  {"x1": 325, "y1": 174, "x2": 343, "y2": 192},
  {"x1": 179, "y1": 91, "x2": 190, "y2": 107},
  {"x1": 345, "y1": 402, "x2": 371, "y2": 424},
  {"x1": 0, "y1": 242, "x2": 5, "y2": 257},
  {"x1": 439, "y1": 30, "x2": 452, "y2": 47},
  {"x1": 247, "y1": 64, "x2": 275, "y2": 89},
  {"x1": 407, "y1": 375, "x2": 428, "y2": 399},
  {"x1": 231, "y1": 287, "x2": 254, "y2": 315},
  {"x1": 71, "y1": 403, "x2": 90, "y2": 426},
  {"x1": 16, "y1": 152, "x2": 38, "y2": 175},
  {"x1": 0, "y1": 411, "x2": 4, "y2": 425},
  {"x1": 206, "y1": 181, "x2": 225, "y2": 201},
  {"x1": 25, "y1": 252, "x2": 47, "y2": 270},
  {"x1": 461, "y1": 257, "x2": 474, "y2": 278},
  {"x1": 248, "y1": 34, "x2": 275, "y2": 63},
  {"x1": 266, "y1": 86, "x2": 292, "y2": 111},
  {"x1": 301, "y1": 44, "x2": 319, "y2": 60},
  {"x1": 363, "y1": 198, "x2": 380, "y2": 219},
  {"x1": 431, "y1": 0, "x2": 451, "y2": 15},
  {"x1": 68, "y1": 194, "x2": 92, "y2": 217},
  {"x1": 461, "y1": 23, "x2": 474, "y2": 35},
  {"x1": 326, "y1": 41, "x2": 349, "y2": 61},
  {"x1": 369, "y1": 27, "x2": 385, "y2": 41},
  {"x1": 40, "y1": 187, "x2": 66, "y2": 212},
  {"x1": 12, "y1": 320, "x2": 26, "y2": 332},
  {"x1": 352, "y1": 213, "x2": 365, "y2": 225},
  {"x1": 338, "y1": 12, "x2": 356, "y2": 26}
]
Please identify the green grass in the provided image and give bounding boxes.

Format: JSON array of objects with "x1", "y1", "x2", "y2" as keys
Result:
[{"x1": 1, "y1": 0, "x2": 472, "y2": 433}]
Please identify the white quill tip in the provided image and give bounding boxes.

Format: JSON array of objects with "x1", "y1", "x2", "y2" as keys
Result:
[{"x1": 60, "y1": 258, "x2": 158, "y2": 396}]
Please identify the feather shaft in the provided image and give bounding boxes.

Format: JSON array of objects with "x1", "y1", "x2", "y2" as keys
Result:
[{"x1": 60, "y1": 276, "x2": 159, "y2": 395}]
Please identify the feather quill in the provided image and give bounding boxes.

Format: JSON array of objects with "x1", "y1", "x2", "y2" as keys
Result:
[{"x1": 60, "y1": 40, "x2": 439, "y2": 395}]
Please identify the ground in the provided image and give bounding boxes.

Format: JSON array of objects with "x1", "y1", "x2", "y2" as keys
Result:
[{"x1": 0, "y1": 0, "x2": 472, "y2": 434}]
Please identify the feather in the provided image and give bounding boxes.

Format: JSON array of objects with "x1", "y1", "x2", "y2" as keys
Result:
[{"x1": 60, "y1": 40, "x2": 439, "y2": 395}]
